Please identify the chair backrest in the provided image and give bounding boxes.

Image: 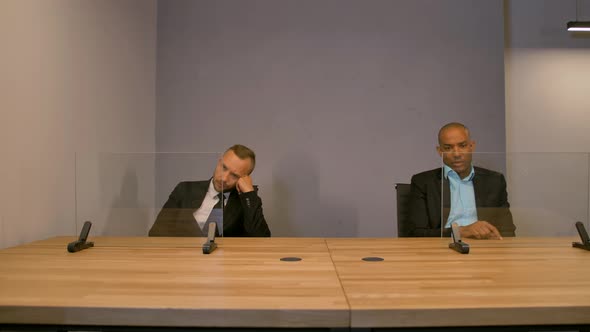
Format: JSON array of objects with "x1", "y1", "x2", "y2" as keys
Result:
[{"x1": 395, "y1": 183, "x2": 412, "y2": 237}]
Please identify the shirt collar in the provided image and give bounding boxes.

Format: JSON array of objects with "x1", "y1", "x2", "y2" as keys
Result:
[
  {"x1": 208, "y1": 179, "x2": 230, "y2": 199},
  {"x1": 443, "y1": 164, "x2": 475, "y2": 181}
]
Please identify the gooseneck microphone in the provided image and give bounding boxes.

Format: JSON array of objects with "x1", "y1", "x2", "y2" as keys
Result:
[
  {"x1": 202, "y1": 221, "x2": 218, "y2": 254},
  {"x1": 572, "y1": 221, "x2": 590, "y2": 251},
  {"x1": 449, "y1": 222, "x2": 470, "y2": 254},
  {"x1": 67, "y1": 221, "x2": 94, "y2": 253}
]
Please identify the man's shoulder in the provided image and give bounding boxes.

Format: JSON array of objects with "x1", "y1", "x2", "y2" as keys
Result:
[
  {"x1": 411, "y1": 168, "x2": 442, "y2": 182},
  {"x1": 173, "y1": 180, "x2": 210, "y2": 192},
  {"x1": 474, "y1": 166, "x2": 505, "y2": 179}
]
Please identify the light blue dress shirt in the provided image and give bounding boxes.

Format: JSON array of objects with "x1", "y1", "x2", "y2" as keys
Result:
[{"x1": 444, "y1": 165, "x2": 477, "y2": 228}]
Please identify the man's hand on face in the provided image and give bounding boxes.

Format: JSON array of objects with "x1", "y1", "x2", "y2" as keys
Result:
[
  {"x1": 236, "y1": 175, "x2": 254, "y2": 194},
  {"x1": 459, "y1": 221, "x2": 502, "y2": 240}
]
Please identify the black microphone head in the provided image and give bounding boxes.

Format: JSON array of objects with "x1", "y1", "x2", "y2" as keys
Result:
[
  {"x1": 78, "y1": 221, "x2": 92, "y2": 242},
  {"x1": 575, "y1": 221, "x2": 590, "y2": 244}
]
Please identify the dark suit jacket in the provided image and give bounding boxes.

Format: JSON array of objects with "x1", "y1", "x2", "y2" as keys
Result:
[
  {"x1": 148, "y1": 181, "x2": 271, "y2": 237},
  {"x1": 407, "y1": 166, "x2": 516, "y2": 237}
]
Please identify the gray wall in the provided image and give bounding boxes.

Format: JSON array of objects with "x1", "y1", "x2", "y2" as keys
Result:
[
  {"x1": 505, "y1": 0, "x2": 590, "y2": 153},
  {"x1": 2, "y1": 0, "x2": 586, "y2": 241},
  {"x1": 505, "y1": 0, "x2": 590, "y2": 234},
  {"x1": 155, "y1": 0, "x2": 507, "y2": 237},
  {"x1": 0, "y1": 0, "x2": 157, "y2": 248}
]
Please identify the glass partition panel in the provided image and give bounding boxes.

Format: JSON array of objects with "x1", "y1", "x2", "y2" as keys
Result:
[
  {"x1": 506, "y1": 152, "x2": 589, "y2": 237},
  {"x1": 441, "y1": 152, "x2": 589, "y2": 238},
  {"x1": 75, "y1": 152, "x2": 223, "y2": 238}
]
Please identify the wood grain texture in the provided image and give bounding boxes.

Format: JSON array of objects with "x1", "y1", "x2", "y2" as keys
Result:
[
  {"x1": 326, "y1": 237, "x2": 590, "y2": 327},
  {"x1": 2, "y1": 237, "x2": 589, "y2": 328},
  {"x1": 0, "y1": 237, "x2": 348, "y2": 328},
  {"x1": 16, "y1": 236, "x2": 329, "y2": 250}
]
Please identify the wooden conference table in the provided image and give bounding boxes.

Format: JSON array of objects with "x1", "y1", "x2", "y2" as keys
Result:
[{"x1": 0, "y1": 236, "x2": 589, "y2": 330}]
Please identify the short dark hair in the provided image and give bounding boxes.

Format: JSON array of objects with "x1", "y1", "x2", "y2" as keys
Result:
[
  {"x1": 226, "y1": 144, "x2": 256, "y2": 174},
  {"x1": 438, "y1": 122, "x2": 470, "y2": 145}
]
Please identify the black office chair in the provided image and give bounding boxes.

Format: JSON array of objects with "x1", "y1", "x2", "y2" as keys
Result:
[{"x1": 395, "y1": 183, "x2": 412, "y2": 237}]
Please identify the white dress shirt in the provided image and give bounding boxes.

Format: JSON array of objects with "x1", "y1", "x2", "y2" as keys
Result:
[{"x1": 193, "y1": 180, "x2": 229, "y2": 230}]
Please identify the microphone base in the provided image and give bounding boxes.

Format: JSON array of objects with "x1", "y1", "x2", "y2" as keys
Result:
[
  {"x1": 202, "y1": 242, "x2": 217, "y2": 254},
  {"x1": 449, "y1": 242, "x2": 470, "y2": 254},
  {"x1": 572, "y1": 242, "x2": 590, "y2": 251},
  {"x1": 67, "y1": 241, "x2": 94, "y2": 253}
]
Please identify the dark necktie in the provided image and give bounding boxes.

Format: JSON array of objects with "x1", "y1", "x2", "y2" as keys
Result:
[{"x1": 213, "y1": 192, "x2": 224, "y2": 209}]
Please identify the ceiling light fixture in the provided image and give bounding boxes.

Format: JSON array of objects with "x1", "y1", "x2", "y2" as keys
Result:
[
  {"x1": 567, "y1": 21, "x2": 590, "y2": 31},
  {"x1": 567, "y1": 0, "x2": 590, "y2": 31}
]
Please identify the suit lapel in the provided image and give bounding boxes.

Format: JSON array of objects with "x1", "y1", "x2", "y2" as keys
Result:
[
  {"x1": 170, "y1": 181, "x2": 209, "y2": 237},
  {"x1": 437, "y1": 169, "x2": 451, "y2": 227},
  {"x1": 473, "y1": 170, "x2": 485, "y2": 215},
  {"x1": 188, "y1": 181, "x2": 210, "y2": 209},
  {"x1": 221, "y1": 190, "x2": 240, "y2": 231},
  {"x1": 185, "y1": 181, "x2": 241, "y2": 234}
]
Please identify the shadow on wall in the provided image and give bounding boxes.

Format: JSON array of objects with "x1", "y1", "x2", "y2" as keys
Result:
[
  {"x1": 103, "y1": 169, "x2": 150, "y2": 236},
  {"x1": 271, "y1": 150, "x2": 358, "y2": 237}
]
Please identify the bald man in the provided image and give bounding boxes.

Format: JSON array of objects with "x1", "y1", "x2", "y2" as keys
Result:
[{"x1": 406, "y1": 123, "x2": 516, "y2": 239}]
